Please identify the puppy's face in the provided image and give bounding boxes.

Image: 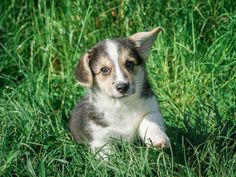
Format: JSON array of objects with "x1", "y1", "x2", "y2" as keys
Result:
[
  {"x1": 76, "y1": 27, "x2": 162, "y2": 98},
  {"x1": 89, "y1": 39, "x2": 144, "y2": 98}
]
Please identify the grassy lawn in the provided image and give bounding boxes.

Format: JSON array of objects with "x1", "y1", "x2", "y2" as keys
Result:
[{"x1": 0, "y1": 0, "x2": 235, "y2": 176}]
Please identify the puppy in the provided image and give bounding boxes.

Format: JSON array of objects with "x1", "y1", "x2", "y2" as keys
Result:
[{"x1": 69, "y1": 27, "x2": 170, "y2": 155}]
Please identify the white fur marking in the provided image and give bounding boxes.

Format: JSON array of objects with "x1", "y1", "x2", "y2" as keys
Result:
[
  {"x1": 105, "y1": 40, "x2": 126, "y2": 83},
  {"x1": 138, "y1": 104, "x2": 170, "y2": 148},
  {"x1": 90, "y1": 90, "x2": 168, "y2": 149}
]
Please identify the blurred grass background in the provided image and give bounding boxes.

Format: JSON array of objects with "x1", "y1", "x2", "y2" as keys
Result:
[{"x1": 0, "y1": 0, "x2": 235, "y2": 176}]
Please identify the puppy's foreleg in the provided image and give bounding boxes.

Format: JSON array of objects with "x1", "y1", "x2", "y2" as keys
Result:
[
  {"x1": 138, "y1": 112, "x2": 170, "y2": 148},
  {"x1": 90, "y1": 139, "x2": 112, "y2": 160}
]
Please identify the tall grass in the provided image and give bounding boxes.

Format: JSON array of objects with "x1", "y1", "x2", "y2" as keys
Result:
[{"x1": 0, "y1": 0, "x2": 235, "y2": 176}]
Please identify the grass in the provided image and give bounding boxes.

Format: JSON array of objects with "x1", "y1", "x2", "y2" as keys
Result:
[{"x1": 0, "y1": 0, "x2": 235, "y2": 176}]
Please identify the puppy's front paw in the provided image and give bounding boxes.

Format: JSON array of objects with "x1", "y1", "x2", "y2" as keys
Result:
[{"x1": 146, "y1": 132, "x2": 170, "y2": 149}]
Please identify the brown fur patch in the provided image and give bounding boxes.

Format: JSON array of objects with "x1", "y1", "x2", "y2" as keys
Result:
[{"x1": 75, "y1": 53, "x2": 93, "y2": 87}]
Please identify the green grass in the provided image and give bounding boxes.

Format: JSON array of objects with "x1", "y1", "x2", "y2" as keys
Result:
[{"x1": 0, "y1": 0, "x2": 235, "y2": 176}]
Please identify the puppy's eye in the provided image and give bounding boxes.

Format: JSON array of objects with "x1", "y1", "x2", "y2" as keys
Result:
[
  {"x1": 100, "y1": 67, "x2": 110, "y2": 75},
  {"x1": 125, "y1": 61, "x2": 135, "y2": 71}
]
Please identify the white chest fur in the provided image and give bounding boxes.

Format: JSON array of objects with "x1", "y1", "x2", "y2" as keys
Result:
[{"x1": 89, "y1": 91, "x2": 160, "y2": 149}]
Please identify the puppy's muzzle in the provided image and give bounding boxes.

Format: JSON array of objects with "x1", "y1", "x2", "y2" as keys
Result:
[{"x1": 116, "y1": 82, "x2": 129, "y2": 94}]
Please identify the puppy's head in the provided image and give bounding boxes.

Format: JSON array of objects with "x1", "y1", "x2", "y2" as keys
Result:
[{"x1": 75, "y1": 27, "x2": 162, "y2": 98}]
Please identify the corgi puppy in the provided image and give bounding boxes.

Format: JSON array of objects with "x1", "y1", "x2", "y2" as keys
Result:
[{"x1": 69, "y1": 27, "x2": 170, "y2": 155}]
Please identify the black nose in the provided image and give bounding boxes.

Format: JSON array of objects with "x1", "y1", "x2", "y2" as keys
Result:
[{"x1": 116, "y1": 83, "x2": 129, "y2": 94}]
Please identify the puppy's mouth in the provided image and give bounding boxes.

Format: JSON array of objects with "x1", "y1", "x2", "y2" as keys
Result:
[{"x1": 113, "y1": 88, "x2": 136, "y2": 99}]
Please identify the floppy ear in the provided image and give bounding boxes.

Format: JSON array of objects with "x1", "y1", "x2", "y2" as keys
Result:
[
  {"x1": 129, "y1": 27, "x2": 162, "y2": 60},
  {"x1": 75, "y1": 52, "x2": 93, "y2": 87}
]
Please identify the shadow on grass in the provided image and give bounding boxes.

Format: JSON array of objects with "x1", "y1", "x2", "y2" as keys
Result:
[{"x1": 165, "y1": 101, "x2": 236, "y2": 174}]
